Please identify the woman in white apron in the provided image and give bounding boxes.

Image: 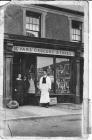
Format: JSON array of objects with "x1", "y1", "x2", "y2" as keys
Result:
[{"x1": 39, "y1": 70, "x2": 51, "y2": 108}]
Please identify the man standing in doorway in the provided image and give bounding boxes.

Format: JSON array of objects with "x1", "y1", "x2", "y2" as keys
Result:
[{"x1": 39, "y1": 70, "x2": 51, "y2": 108}]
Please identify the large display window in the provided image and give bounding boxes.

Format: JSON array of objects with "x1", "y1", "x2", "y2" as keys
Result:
[
  {"x1": 56, "y1": 58, "x2": 71, "y2": 94},
  {"x1": 37, "y1": 56, "x2": 72, "y2": 95},
  {"x1": 13, "y1": 54, "x2": 72, "y2": 96},
  {"x1": 37, "y1": 56, "x2": 54, "y2": 94}
]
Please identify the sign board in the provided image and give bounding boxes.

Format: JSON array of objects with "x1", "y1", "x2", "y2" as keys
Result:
[
  {"x1": 50, "y1": 97, "x2": 57, "y2": 105},
  {"x1": 12, "y1": 46, "x2": 75, "y2": 56}
]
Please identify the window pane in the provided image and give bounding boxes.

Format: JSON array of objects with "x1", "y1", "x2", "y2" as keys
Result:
[
  {"x1": 35, "y1": 32, "x2": 38, "y2": 37},
  {"x1": 79, "y1": 24, "x2": 82, "y2": 30},
  {"x1": 73, "y1": 29, "x2": 76, "y2": 35},
  {"x1": 26, "y1": 17, "x2": 30, "y2": 23},
  {"x1": 33, "y1": 18, "x2": 37, "y2": 24},
  {"x1": 26, "y1": 13, "x2": 40, "y2": 37},
  {"x1": 37, "y1": 18, "x2": 39, "y2": 24},
  {"x1": 78, "y1": 30, "x2": 80, "y2": 35},
  {"x1": 26, "y1": 24, "x2": 29, "y2": 29},
  {"x1": 37, "y1": 57, "x2": 54, "y2": 94},
  {"x1": 76, "y1": 29, "x2": 79, "y2": 35},
  {"x1": 35, "y1": 25, "x2": 39, "y2": 31},
  {"x1": 33, "y1": 18, "x2": 39, "y2": 24},
  {"x1": 33, "y1": 31, "x2": 38, "y2": 37},
  {"x1": 56, "y1": 58, "x2": 71, "y2": 94},
  {"x1": 26, "y1": 30, "x2": 39, "y2": 37},
  {"x1": 33, "y1": 25, "x2": 36, "y2": 30},
  {"x1": 29, "y1": 17, "x2": 32, "y2": 23},
  {"x1": 74, "y1": 36, "x2": 76, "y2": 40},
  {"x1": 26, "y1": 31, "x2": 35, "y2": 37},
  {"x1": 33, "y1": 32, "x2": 38, "y2": 37},
  {"x1": 73, "y1": 35, "x2": 75, "y2": 40},
  {"x1": 72, "y1": 21, "x2": 80, "y2": 29},
  {"x1": 76, "y1": 35, "x2": 78, "y2": 41},
  {"x1": 72, "y1": 35, "x2": 74, "y2": 40},
  {"x1": 29, "y1": 24, "x2": 33, "y2": 30},
  {"x1": 72, "y1": 21, "x2": 82, "y2": 42}
]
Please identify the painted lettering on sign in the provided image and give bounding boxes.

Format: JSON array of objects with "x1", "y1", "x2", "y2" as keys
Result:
[{"x1": 12, "y1": 46, "x2": 75, "y2": 56}]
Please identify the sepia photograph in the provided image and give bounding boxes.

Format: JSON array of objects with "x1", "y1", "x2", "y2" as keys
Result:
[{"x1": 0, "y1": 0, "x2": 90, "y2": 139}]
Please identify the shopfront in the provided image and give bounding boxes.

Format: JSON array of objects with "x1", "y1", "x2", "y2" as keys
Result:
[
  {"x1": 12, "y1": 46, "x2": 76, "y2": 105},
  {"x1": 4, "y1": 34, "x2": 83, "y2": 106}
]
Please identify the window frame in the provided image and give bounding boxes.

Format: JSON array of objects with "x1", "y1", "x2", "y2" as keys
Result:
[
  {"x1": 68, "y1": 17, "x2": 84, "y2": 43},
  {"x1": 26, "y1": 11, "x2": 41, "y2": 38},
  {"x1": 23, "y1": 7, "x2": 47, "y2": 38},
  {"x1": 36, "y1": 54, "x2": 73, "y2": 95},
  {"x1": 72, "y1": 20, "x2": 82, "y2": 42}
]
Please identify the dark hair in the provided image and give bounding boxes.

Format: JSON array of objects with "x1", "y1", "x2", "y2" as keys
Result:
[{"x1": 43, "y1": 69, "x2": 47, "y2": 73}]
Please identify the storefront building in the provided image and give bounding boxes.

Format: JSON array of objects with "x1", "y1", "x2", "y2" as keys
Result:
[{"x1": 3, "y1": 4, "x2": 84, "y2": 106}]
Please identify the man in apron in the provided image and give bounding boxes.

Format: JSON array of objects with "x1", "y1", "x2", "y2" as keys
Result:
[{"x1": 39, "y1": 70, "x2": 51, "y2": 108}]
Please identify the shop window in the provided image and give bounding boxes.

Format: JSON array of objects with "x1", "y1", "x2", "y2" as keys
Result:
[
  {"x1": 37, "y1": 56, "x2": 54, "y2": 94},
  {"x1": 56, "y1": 58, "x2": 71, "y2": 94},
  {"x1": 26, "y1": 11, "x2": 41, "y2": 37},
  {"x1": 72, "y1": 20, "x2": 82, "y2": 42}
]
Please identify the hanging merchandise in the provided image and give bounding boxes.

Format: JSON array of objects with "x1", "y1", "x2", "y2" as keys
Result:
[{"x1": 28, "y1": 77, "x2": 35, "y2": 94}]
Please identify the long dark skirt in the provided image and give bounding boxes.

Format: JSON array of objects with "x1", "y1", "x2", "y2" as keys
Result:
[
  {"x1": 15, "y1": 92, "x2": 24, "y2": 106},
  {"x1": 14, "y1": 80, "x2": 24, "y2": 106}
]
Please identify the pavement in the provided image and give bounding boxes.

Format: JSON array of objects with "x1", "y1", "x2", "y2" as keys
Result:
[{"x1": 0, "y1": 103, "x2": 82, "y2": 121}]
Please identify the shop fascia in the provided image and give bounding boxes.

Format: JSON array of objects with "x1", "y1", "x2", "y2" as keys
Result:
[{"x1": 12, "y1": 46, "x2": 75, "y2": 57}]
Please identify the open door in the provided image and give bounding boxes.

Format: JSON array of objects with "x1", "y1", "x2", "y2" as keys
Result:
[{"x1": 12, "y1": 53, "x2": 36, "y2": 105}]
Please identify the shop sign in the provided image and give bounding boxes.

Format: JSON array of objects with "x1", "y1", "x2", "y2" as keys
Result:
[{"x1": 12, "y1": 46, "x2": 75, "y2": 56}]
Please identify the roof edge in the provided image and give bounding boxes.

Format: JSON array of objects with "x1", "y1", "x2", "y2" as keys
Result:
[{"x1": 37, "y1": 4, "x2": 84, "y2": 16}]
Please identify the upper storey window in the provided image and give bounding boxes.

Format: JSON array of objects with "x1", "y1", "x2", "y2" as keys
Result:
[
  {"x1": 26, "y1": 11, "x2": 41, "y2": 37},
  {"x1": 72, "y1": 20, "x2": 82, "y2": 42}
]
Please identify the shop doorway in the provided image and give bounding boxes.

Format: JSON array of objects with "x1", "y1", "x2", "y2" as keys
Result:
[{"x1": 12, "y1": 53, "x2": 36, "y2": 105}]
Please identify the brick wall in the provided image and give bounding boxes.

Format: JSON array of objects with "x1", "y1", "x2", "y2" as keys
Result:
[
  {"x1": 4, "y1": 5, "x2": 70, "y2": 41},
  {"x1": 4, "y1": 5, "x2": 23, "y2": 35},
  {"x1": 45, "y1": 13, "x2": 70, "y2": 41}
]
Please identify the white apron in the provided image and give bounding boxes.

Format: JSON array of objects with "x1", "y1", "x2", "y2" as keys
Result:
[{"x1": 39, "y1": 76, "x2": 51, "y2": 103}]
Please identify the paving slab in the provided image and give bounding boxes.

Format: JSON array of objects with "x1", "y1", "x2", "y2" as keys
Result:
[{"x1": 0, "y1": 104, "x2": 82, "y2": 121}]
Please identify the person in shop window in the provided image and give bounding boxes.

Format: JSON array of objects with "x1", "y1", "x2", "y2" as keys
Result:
[
  {"x1": 14, "y1": 74, "x2": 24, "y2": 106},
  {"x1": 23, "y1": 75, "x2": 30, "y2": 105},
  {"x1": 28, "y1": 74, "x2": 35, "y2": 94},
  {"x1": 39, "y1": 70, "x2": 51, "y2": 108}
]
